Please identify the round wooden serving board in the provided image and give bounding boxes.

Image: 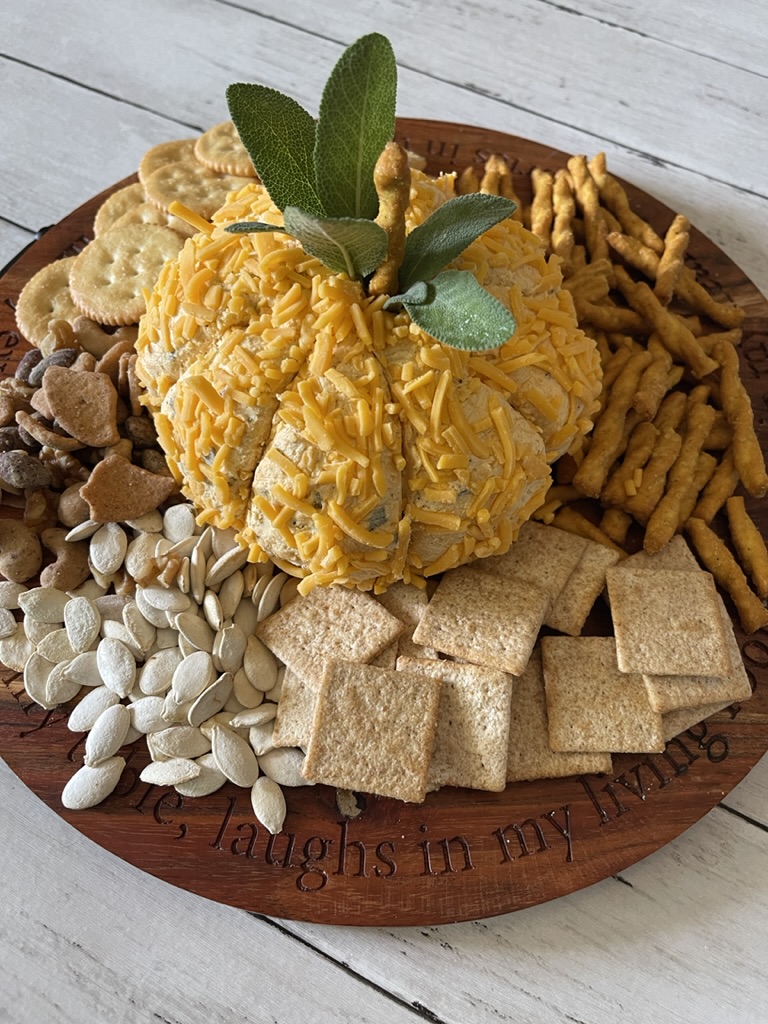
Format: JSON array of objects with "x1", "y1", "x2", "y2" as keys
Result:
[{"x1": 1, "y1": 120, "x2": 768, "y2": 927}]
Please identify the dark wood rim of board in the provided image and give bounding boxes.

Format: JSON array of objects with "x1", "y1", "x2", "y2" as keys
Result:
[{"x1": 1, "y1": 119, "x2": 767, "y2": 927}]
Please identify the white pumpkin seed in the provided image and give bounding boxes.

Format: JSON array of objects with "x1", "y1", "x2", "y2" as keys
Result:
[
  {"x1": 214, "y1": 623, "x2": 248, "y2": 674},
  {"x1": 248, "y1": 722, "x2": 275, "y2": 757},
  {"x1": 84, "y1": 704, "x2": 131, "y2": 766},
  {"x1": 139, "y1": 647, "x2": 182, "y2": 696},
  {"x1": 242, "y1": 635, "x2": 279, "y2": 691},
  {"x1": 199, "y1": 711, "x2": 240, "y2": 739},
  {"x1": 162, "y1": 503, "x2": 197, "y2": 543},
  {"x1": 64, "y1": 596, "x2": 101, "y2": 653},
  {"x1": 211, "y1": 526, "x2": 239, "y2": 559},
  {"x1": 232, "y1": 597, "x2": 259, "y2": 635},
  {"x1": 258, "y1": 747, "x2": 312, "y2": 788},
  {"x1": 128, "y1": 695, "x2": 167, "y2": 734},
  {"x1": 89, "y1": 522, "x2": 128, "y2": 575},
  {"x1": 67, "y1": 580, "x2": 107, "y2": 601},
  {"x1": 64, "y1": 519, "x2": 100, "y2": 542},
  {"x1": 100, "y1": 619, "x2": 143, "y2": 659},
  {"x1": 241, "y1": 562, "x2": 259, "y2": 598},
  {"x1": 218, "y1": 570, "x2": 245, "y2": 621},
  {"x1": 139, "y1": 757, "x2": 200, "y2": 786},
  {"x1": 23, "y1": 652, "x2": 56, "y2": 708},
  {"x1": 23, "y1": 618, "x2": 58, "y2": 645},
  {"x1": 18, "y1": 586, "x2": 70, "y2": 623},
  {"x1": 230, "y1": 704, "x2": 277, "y2": 729},
  {"x1": 223, "y1": 693, "x2": 246, "y2": 713},
  {"x1": 257, "y1": 572, "x2": 289, "y2": 622},
  {"x1": 250, "y1": 776, "x2": 286, "y2": 834},
  {"x1": 250, "y1": 573, "x2": 272, "y2": 609},
  {"x1": 37, "y1": 628, "x2": 78, "y2": 663},
  {"x1": 64, "y1": 650, "x2": 104, "y2": 688},
  {"x1": 174, "y1": 752, "x2": 227, "y2": 797},
  {"x1": 125, "y1": 510, "x2": 164, "y2": 533},
  {"x1": 92, "y1": 593, "x2": 132, "y2": 621},
  {"x1": 187, "y1": 672, "x2": 233, "y2": 727},
  {"x1": 97, "y1": 637, "x2": 136, "y2": 697},
  {"x1": 151, "y1": 724, "x2": 211, "y2": 759},
  {"x1": 122, "y1": 601, "x2": 156, "y2": 653},
  {"x1": 142, "y1": 585, "x2": 190, "y2": 614},
  {"x1": 175, "y1": 610, "x2": 214, "y2": 652},
  {"x1": 0, "y1": 607, "x2": 17, "y2": 638},
  {"x1": 161, "y1": 691, "x2": 193, "y2": 725},
  {"x1": 203, "y1": 590, "x2": 223, "y2": 631},
  {"x1": 0, "y1": 581, "x2": 27, "y2": 609},
  {"x1": 190, "y1": 543, "x2": 207, "y2": 604},
  {"x1": 45, "y1": 661, "x2": 82, "y2": 706},
  {"x1": 206, "y1": 546, "x2": 248, "y2": 588},
  {"x1": 62, "y1": 756, "x2": 125, "y2": 809},
  {"x1": 154, "y1": 626, "x2": 180, "y2": 650},
  {"x1": 232, "y1": 668, "x2": 264, "y2": 709},
  {"x1": 210, "y1": 724, "x2": 260, "y2": 787},
  {"x1": 177, "y1": 557, "x2": 191, "y2": 594},
  {"x1": 68, "y1": 686, "x2": 120, "y2": 732},
  {"x1": 1, "y1": 625, "x2": 37, "y2": 673},
  {"x1": 134, "y1": 587, "x2": 171, "y2": 628},
  {"x1": 279, "y1": 577, "x2": 301, "y2": 607},
  {"x1": 171, "y1": 649, "x2": 216, "y2": 703}
]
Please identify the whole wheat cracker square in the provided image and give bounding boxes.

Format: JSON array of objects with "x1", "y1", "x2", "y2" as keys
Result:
[
  {"x1": 397, "y1": 656, "x2": 514, "y2": 792},
  {"x1": 606, "y1": 567, "x2": 731, "y2": 677},
  {"x1": 542, "y1": 635, "x2": 665, "y2": 753},
  {"x1": 411, "y1": 566, "x2": 548, "y2": 675},
  {"x1": 302, "y1": 661, "x2": 442, "y2": 803},
  {"x1": 546, "y1": 540, "x2": 621, "y2": 636},
  {"x1": 643, "y1": 595, "x2": 751, "y2": 712},
  {"x1": 506, "y1": 647, "x2": 613, "y2": 782},
  {"x1": 662, "y1": 700, "x2": 732, "y2": 742},
  {"x1": 272, "y1": 664, "x2": 324, "y2": 749},
  {"x1": 255, "y1": 586, "x2": 405, "y2": 676},
  {"x1": 622, "y1": 534, "x2": 700, "y2": 572},
  {"x1": 376, "y1": 581, "x2": 439, "y2": 660},
  {"x1": 476, "y1": 521, "x2": 587, "y2": 611}
]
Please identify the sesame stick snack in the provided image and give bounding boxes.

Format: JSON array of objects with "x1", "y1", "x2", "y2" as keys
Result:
[{"x1": 135, "y1": 35, "x2": 601, "y2": 592}]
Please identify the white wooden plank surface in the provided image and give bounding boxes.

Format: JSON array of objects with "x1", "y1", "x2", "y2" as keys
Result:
[{"x1": 1, "y1": 1, "x2": 768, "y2": 1021}]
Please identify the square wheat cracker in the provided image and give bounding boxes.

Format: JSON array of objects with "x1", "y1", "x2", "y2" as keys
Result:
[
  {"x1": 643, "y1": 595, "x2": 751, "y2": 712},
  {"x1": 546, "y1": 540, "x2": 621, "y2": 636},
  {"x1": 272, "y1": 664, "x2": 324, "y2": 749},
  {"x1": 412, "y1": 566, "x2": 548, "y2": 675},
  {"x1": 506, "y1": 647, "x2": 612, "y2": 782},
  {"x1": 662, "y1": 701, "x2": 732, "y2": 743},
  {"x1": 397, "y1": 656, "x2": 514, "y2": 792},
  {"x1": 302, "y1": 662, "x2": 442, "y2": 803},
  {"x1": 622, "y1": 535, "x2": 700, "y2": 572},
  {"x1": 476, "y1": 521, "x2": 587, "y2": 611},
  {"x1": 542, "y1": 635, "x2": 665, "y2": 753},
  {"x1": 606, "y1": 567, "x2": 731, "y2": 677},
  {"x1": 255, "y1": 586, "x2": 405, "y2": 678},
  {"x1": 376, "y1": 581, "x2": 439, "y2": 660}
]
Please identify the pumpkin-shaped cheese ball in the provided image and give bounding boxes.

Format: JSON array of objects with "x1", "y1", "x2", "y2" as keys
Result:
[{"x1": 135, "y1": 170, "x2": 601, "y2": 591}]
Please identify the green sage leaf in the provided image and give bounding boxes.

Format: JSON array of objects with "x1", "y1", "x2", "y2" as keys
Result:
[
  {"x1": 399, "y1": 194, "x2": 517, "y2": 291},
  {"x1": 314, "y1": 33, "x2": 397, "y2": 220},
  {"x1": 224, "y1": 221, "x2": 288, "y2": 234},
  {"x1": 226, "y1": 83, "x2": 324, "y2": 215},
  {"x1": 282, "y1": 206, "x2": 388, "y2": 279},
  {"x1": 388, "y1": 270, "x2": 516, "y2": 352}
]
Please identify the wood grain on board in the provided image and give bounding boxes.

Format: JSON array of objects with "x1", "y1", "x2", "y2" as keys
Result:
[{"x1": 1, "y1": 120, "x2": 767, "y2": 927}]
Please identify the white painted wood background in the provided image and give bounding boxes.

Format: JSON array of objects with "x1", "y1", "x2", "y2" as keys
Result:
[{"x1": 1, "y1": 1, "x2": 768, "y2": 1021}]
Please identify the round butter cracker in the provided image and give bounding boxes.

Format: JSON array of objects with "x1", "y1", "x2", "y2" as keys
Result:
[
  {"x1": 93, "y1": 183, "x2": 146, "y2": 237},
  {"x1": 69, "y1": 225, "x2": 183, "y2": 326},
  {"x1": 15, "y1": 257, "x2": 80, "y2": 345},
  {"x1": 138, "y1": 138, "x2": 197, "y2": 186},
  {"x1": 112, "y1": 201, "x2": 196, "y2": 238},
  {"x1": 143, "y1": 159, "x2": 254, "y2": 219},
  {"x1": 194, "y1": 120, "x2": 257, "y2": 177}
]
